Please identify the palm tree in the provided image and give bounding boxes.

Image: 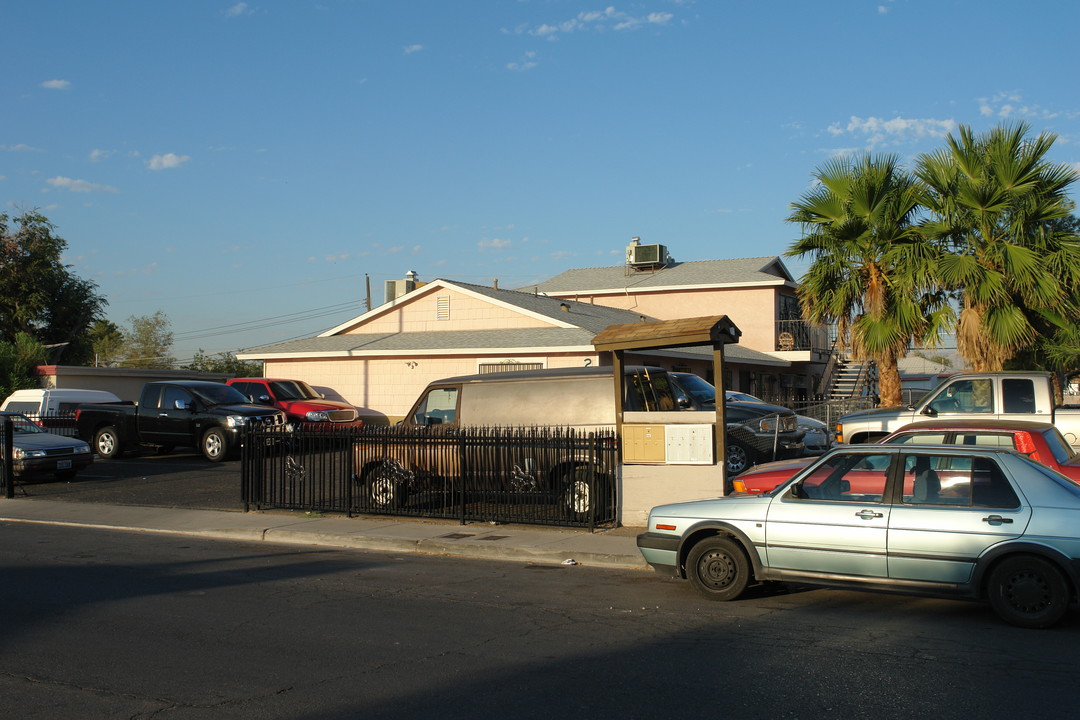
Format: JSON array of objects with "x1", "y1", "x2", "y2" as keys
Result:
[
  {"x1": 915, "y1": 122, "x2": 1080, "y2": 371},
  {"x1": 787, "y1": 153, "x2": 949, "y2": 407}
]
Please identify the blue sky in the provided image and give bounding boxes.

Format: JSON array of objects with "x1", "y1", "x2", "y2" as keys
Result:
[{"x1": 4, "y1": 0, "x2": 1079, "y2": 363}]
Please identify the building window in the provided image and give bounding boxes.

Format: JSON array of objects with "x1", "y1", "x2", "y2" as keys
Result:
[{"x1": 478, "y1": 361, "x2": 544, "y2": 374}]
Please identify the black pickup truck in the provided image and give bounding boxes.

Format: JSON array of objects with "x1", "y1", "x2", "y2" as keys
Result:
[{"x1": 75, "y1": 381, "x2": 289, "y2": 462}]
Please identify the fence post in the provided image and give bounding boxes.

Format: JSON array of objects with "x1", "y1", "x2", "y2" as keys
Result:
[
  {"x1": 458, "y1": 428, "x2": 467, "y2": 526},
  {"x1": 3, "y1": 418, "x2": 13, "y2": 499},
  {"x1": 240, "y1": 427, "x2": 250, "y2": 512}
]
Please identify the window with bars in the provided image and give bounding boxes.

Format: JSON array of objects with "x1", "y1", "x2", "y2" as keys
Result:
[{"x1": 478, "y1": 362, "x2": 544, "y2": 374}]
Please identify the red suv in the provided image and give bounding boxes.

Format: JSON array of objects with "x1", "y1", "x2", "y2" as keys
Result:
[{"x1": 226, "y1": 378, "x2": 363, "y2": 430}]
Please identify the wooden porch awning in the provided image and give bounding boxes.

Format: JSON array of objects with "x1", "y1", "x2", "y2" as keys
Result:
[{"x1": 591, "y1": 315, "x2": 741, "y2": 352}]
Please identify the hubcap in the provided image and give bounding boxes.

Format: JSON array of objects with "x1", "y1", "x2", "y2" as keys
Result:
[
  {"x1": 567, "y1": 480, "x2": 590, "y2": 513},
  {"x1": 205, "y1": 434, "x2": 222, "y2": 457},
  {"x1": 370, "y1": 477, "x2": 395, "y2": 506},
  {"x1": 1005, "y1": 570, "x2": 1051, "y2": 613},
  {"x1": 701, "y1": 551, "x2": 736, "y2": 588}
]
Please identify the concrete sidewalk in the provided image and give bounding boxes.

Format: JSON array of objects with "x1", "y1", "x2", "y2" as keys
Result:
[{"x1": 0, "y1": 498, "x2": 649, "y2": 570}]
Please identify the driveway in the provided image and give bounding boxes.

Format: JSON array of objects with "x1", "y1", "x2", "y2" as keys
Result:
[{"x1": 9, "y1": 450, "x2": 245, "y2": 511}]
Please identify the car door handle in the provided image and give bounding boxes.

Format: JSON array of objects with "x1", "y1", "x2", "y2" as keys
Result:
[
  {"x1": 982, "y1": 515, "x2": 1014, "y2": 525},
  {"x1": 856, "y1": 509, "x2": 883, "y2": 519}
]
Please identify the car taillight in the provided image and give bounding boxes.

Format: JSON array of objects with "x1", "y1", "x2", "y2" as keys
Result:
[{"x1": 1014, "y1": 431, "x2": 1037, "y2": 455}]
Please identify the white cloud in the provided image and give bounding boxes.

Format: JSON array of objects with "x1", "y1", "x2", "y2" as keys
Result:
[
  {"x1": 825, "y1": 115, "x2": 955, "y2": 148},
  {"x1": 89, "y1": 148, "x2": 113, "y2": 162},
  {"x1": 512, "y1": 7, "x2": 674, "y2": 39},
  {"x1": 478, "y1": 237, "x2": 512, "y2": 250},
  {"x1": 41, "y1": 79, "x2": 71, "y2": 90},
  {"x1": 1, "y1": 143, "x2": 40, "y2": 152},
  {"x1": 403, "y1": 44, "x2": 423, "y2": 54},
  {"x1": 148, "y1": 153, "x2": 191, "y2": 170},
  {"x1": 225, "y1": 3, "x2": 251, "y2": 17},
  {"x1": 507, "y1": 50, "x2": 539, "y2": 71},
  {"x1": 45, "y1": 176, "x2": 119, "y2": 193},
  {"x1": 976, "y1": 92, "x2": 1060, "y2": 121}
]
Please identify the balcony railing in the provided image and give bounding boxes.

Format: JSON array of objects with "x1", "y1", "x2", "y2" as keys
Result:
[{"x1": 775, "y1": 320, "x2": 829, "y2": 353}]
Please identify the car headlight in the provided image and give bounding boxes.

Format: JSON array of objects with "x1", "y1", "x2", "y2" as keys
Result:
[
  {"x1": 226, "y1": 415, "x2": 249, "y2": 428},
  {"x1": 13, "y1": 448, "x2": 46, "y2": 459},
  {"x1": 74, "y1": 442, "x2": 91, "y2": 454},
  {"x1": 305, "y1": 410, "x2": 331, "y2": 422}
]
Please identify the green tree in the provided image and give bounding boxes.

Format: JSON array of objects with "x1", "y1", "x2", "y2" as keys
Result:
[
  {"x1": 787, "y1": 153, "x2": 950, "y2": 407},
  {"x1": 86, "y1": 319, "x2": 125, "y2": 367},
  {"x1": 0, "y1": 211, "x2": 106, "y2": 363},
  {"x1": 0, "y1": 333, "x2": 48, "y2": 400},
  {"x1": 915, "y1": 122, "x2": 1080, "y2": 371},
  {"x1": 182, "y1": 349, "x2": 262, "y2": 377},
  {"x1": 121, "y1": 311, "x2": 175, "y2": 369}
]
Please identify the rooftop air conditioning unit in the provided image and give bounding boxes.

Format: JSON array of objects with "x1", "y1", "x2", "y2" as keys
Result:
[
  {"x1": 384, "y1": 278, "x2": 416, "y2": 304},
  {"x1": 629, "y1": 243, "x2": 666, "y2": 266}
]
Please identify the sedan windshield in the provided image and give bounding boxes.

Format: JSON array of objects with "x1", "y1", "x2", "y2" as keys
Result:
[{"x1": 3, "y1": 414, "x2": 44, "y2": 434}]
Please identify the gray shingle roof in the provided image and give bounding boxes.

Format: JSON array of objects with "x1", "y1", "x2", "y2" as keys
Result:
[
  {"x1": 238, "y1": 277, "x2": 788, "y2": 368},
  {"x1": 526, "y1": 256, "x2": 793, "y2": 294}
]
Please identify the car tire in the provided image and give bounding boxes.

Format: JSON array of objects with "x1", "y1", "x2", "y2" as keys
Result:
[
  {"x1": 987, "y1": 555, "x2": 1070, "y2": 629},
  {"x1": 201, "y1": 427, "x2": 229, "y2": 462},
  {"x1": 560, "y1": 465, "x2": 608, "y2": 522},
  {"x1": 686, "y1": 536, "x2": 752, "y2": 601},
  {"x1": 364, "y1": 462, "x2": 405, "y2": 509},
  {"x1": 726, "y1": 441, "x2": 753, "y2": 475},
  {"x1": 94, "y1": 426, "x2": 123, "y2": 459}
]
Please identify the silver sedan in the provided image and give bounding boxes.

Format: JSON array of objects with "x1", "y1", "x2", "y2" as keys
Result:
[{"x1": 637, "y1": 444, "x2": 1080, "y2": 628}]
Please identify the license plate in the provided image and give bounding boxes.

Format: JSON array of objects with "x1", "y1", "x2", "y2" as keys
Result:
[{"x1": 57, "y1": 459, "x2": 72, "y2": 470}]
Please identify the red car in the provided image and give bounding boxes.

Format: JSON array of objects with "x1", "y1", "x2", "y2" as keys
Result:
[{"x1": 733, "y1": 419, "x2": 1080, "y2": 494}]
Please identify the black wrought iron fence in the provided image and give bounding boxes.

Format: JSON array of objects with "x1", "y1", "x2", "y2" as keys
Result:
[
  {"x1": 12, "y1": 411, "x2": 80, "y2": 437},
  {"x1": 241, "y1": 425, "x2": 619, "y2": 529}
]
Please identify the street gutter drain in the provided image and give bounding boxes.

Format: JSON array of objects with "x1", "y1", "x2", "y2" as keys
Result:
[
  {"x1": 480, "y1": 535, "x2": 509, "y2": 542},
  {"x1": 439, "y1": 533, "x2": 475, "y2": 540}
]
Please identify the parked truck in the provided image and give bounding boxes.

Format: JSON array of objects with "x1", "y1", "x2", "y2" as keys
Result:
[
  {"x1": 76, "y1": 381, "x2": 289, "y2": 462},
  {"x1": 837, "y1": 371, "x2": 1080, "y2": 449},
  {"x1": 226, "y1": 378, "x2": 364, "y2": 430}
]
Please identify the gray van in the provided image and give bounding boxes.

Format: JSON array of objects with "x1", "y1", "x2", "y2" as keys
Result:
[
  {"x1": 404, "y1": 365, "x2": 679, "y2": 431},
  {"x1": 355, "y1": 366, "x2": 680, "y2": 516}
]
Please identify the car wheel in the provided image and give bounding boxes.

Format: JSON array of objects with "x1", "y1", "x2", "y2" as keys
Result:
[
  {"x1": 364, "y1": 463, "x2": 405, "y2": 509},
  {"x1": 726, "y1": 441, "x2": 752, "y2": 475},
  {"x1": 686, "y1": 536, "x2": 751, "y2": 601},
  {"x1": 561, "y1": 465, "x2": 596, "y2": 521},
  {"x1": 94, "y1": 426, "x2": 123, "y2": 459},
  {"x1": 201, "y1": 427, "x2": 229, "y2": 462},
  {"x1": 987, "y1": 555, "x2": 1070, "y2": 629}
]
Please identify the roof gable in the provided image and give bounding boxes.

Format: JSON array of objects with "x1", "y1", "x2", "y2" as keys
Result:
[{"x1": 316, "y1": 278, "x2": 663, "y2": 338}]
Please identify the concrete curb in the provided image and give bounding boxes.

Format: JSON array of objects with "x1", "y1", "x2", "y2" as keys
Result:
[{"x1": 0, "y1": 498, "x2": 649, "y2": 570}]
